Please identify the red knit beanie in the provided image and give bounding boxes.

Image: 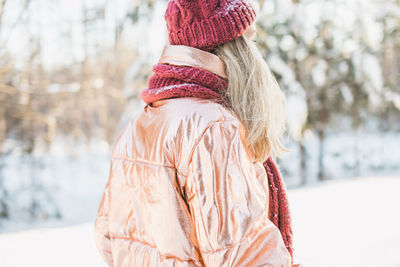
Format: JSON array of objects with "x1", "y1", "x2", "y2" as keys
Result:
[{"x1": 165, "y1": 0, "x2": 257, "y2": 51}]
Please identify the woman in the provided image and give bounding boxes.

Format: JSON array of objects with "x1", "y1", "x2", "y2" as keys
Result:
[{"x1": 95, "y1": 0, "x2": 300, "y2": 266}]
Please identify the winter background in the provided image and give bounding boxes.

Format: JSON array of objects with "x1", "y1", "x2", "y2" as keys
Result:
[{"x1": 0, "y1": 0, "x2": 399, "y2": 266}]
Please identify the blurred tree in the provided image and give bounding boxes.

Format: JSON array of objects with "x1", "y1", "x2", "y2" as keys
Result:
[
  {"x1": 0, "y1": 0, "x2": 399, "y2": 223},
  {"x1": 0, "y1": 0, "x2": 132, "y2": 221},
  {"x1": 0, "y1": 52, "x2": 12, "y2": 218},
  {"x1": 257, "y1": 0, "x2": 398, "y2": 183}
]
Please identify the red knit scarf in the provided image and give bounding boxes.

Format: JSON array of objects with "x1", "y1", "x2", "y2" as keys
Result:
[{"x1": 141, "y1": 63, "x2": 294, "y2": 260}]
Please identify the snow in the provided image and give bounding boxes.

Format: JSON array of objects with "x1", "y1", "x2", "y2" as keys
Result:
[
  {"x1": 290, "y1": 176, "x2": 400, "y2": 267},
  {"x1": 147, "y1": 83, "x2": 197, "y2": 95},
  {"x1": 286, "y1": 93, "x2": 308, "y2": 141},
  {"x1": 135, "y1": 0, "x2": 167, "y2": 63},
  {"x1": 385, "y1": 91, "x2": 400, "y2": 111},
  {"x1": 340, "y1": 84, "x2": 354, "y2": 104},
  {"x1": 362, "y1": 53, "x2": 384, "y2": 108},
  {"x1": 261, "y1": 0, "x2": 392, "y2": 119},
  {"x1": 279, "y1": 131, "x2": 400, "y2": 186},
  {"x1": 47, "y1": 82, "x2": 81, "y2": 94},
  {"x1": 0, "y1": 176, "x2": 399, "y2": 267},
  {"x1": 0, "y1": 136, "x2": 111, "y2": 231},
  {"x1": 279, "y1": 35, "x2": 296, "y2": 52},
  {"x1": 1, "y1": 127, "x2": 399, "y2": 230},
  {"x1": 0, "y1": 223, "x2": 107, "y2": 267},
  {"x1": 311, "y1": 59, "x2": 328, "y2": 87},
  {"x1": 1, "y1": 1, "x2": 399, "y2": 264},
  {"x1": 267, "y1": 54, "x2": 296, "y2": 85}
]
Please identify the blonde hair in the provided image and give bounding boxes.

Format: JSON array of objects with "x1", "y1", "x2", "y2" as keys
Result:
[{"x1": 214, "y1": 35, "x2": 289, "y2": 161}]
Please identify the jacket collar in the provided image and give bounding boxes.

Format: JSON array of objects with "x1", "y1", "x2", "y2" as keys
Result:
[{"x1": 158, "y1": 45, "x2": 227, "y2": 79}]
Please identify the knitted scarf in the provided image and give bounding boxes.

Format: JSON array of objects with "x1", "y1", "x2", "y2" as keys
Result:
[{"x1": 141, "y1": 63, "x2": 294, "y2": 260}]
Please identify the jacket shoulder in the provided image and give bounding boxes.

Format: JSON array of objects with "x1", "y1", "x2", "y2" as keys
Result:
[
  {"x1": 159, "y1": 97, "x2": 238, "y2": 128},
  {"x1": 164, "y1": 97, "x2": 247, "y2": 148},
  {"x1": 157, "y1": 98, "x2": 246, "y2": 174},
  {"x1": 111, "y1": 97, "x2": 244, "y2": 170}
]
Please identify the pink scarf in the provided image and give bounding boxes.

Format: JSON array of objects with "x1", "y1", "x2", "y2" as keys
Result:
[{"x1": 141, "y1": 61, "x2": 294, "y2": 260}]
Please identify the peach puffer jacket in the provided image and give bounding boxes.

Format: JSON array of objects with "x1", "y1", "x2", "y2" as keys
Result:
[{"x1": 94, "y1": 97, "x2": 292, "y2": 266}]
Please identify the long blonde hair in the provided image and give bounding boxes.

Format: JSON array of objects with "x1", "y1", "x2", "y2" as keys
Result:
[{"x1": 214, "y1": 35, "x2": 289, "y2": 161}]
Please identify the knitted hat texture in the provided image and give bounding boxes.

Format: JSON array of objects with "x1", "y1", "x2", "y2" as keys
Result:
[{"x1": 165, "y1": 0, "x2": 257, "y2": 51}]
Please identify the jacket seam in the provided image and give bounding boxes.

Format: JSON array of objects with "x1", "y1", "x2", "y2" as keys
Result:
[
  {"x1": 200, "y1": 218, "x2": 268, "y2": 254},
  {"x1": 184, "y1": 122, "x2": 234, "y2": 252},
  {"x1": 175, "y1": 103, "x2": 234, "y2": 177},
  {"x1": 188, "y1": 158, "x2": 215, "y2": 252},
  {"x1": 186, "y1": 197, "x2": 270, "y2": 255},
  {"x1": 181, "y1": 119, "x2": 237, "y2": 192},
  {"x1": 183, "y1": 120, "x2": 271, "y2": 255},
  {"x1": 184, "y1": 119, "x2": 236, "y2": 176},
  {"x1": 110, "y1": 235, "x2": 199, "y2": 263},
  {"x1": 112, "y1": 156, "x2": 175, "y2": 169},
  {"x1": 184, "y1": 121, "x2": 242, "y2": 254},
  {"x1": 176, "y1": 119, "x2": 219, "y2": 174}
]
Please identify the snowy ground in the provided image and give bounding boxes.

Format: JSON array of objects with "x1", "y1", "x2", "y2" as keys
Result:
[
  {"x1": 0, "y1": 176, "x2": 399, "y2": 267},
  {"x1": 290, "y1": 176, "x2": 400, "y2": 267}
]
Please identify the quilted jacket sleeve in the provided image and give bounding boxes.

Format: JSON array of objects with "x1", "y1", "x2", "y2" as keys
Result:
[
  {"x1": 94, "y1": 182, "x2": 114, "y2": 266},
  {"x1": 184, "y1": 121, "x2": 292, "y2": 266}
]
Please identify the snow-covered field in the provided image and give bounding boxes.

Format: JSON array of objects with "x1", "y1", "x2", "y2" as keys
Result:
[
  {"x1": 290, "y1": 176, "x2": 400, "y2": 267},
  {"x1": 0, "y1": 176, "x2": 399, "y2": 267}
]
